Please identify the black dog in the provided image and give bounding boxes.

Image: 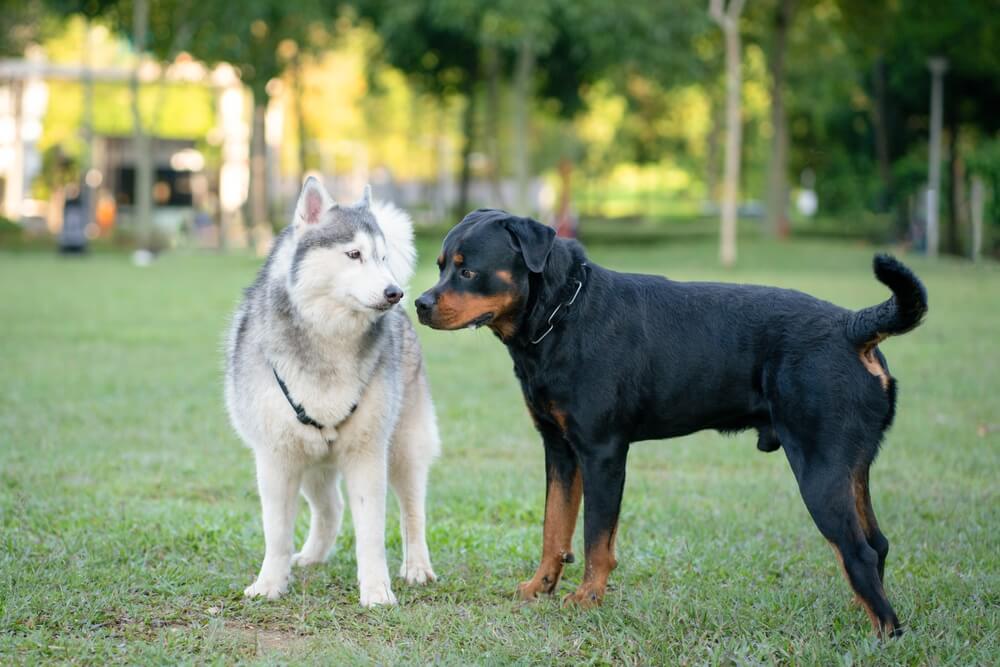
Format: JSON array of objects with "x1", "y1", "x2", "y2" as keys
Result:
[{"x1": 415, "y1": 209, "x2": 927, "y2": 638}]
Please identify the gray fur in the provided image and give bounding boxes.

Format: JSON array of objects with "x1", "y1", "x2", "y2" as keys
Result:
[
  {"x1": 290, "y1": 203, "x2": 383, "y2": 284},
  {"x1": 223, "y1": 187, "x2": 440, "y2": 605}
]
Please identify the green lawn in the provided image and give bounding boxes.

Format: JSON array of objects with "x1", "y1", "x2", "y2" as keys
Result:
[{"x1": 1, "y1": 238, "x2": 998, "y2": 665}]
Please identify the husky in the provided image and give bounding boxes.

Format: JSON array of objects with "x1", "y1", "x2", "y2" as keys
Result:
[{"x1": 224, "y1": 177, "x2": 440, "y2": 606}]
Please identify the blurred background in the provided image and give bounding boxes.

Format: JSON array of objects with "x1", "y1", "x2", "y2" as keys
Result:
[
  {"x1": 3, "y1": 3, "x2": 999, "y2": 662},
  {"x1": 1, "y1": 0, "x2": 998, "y2": 261}
]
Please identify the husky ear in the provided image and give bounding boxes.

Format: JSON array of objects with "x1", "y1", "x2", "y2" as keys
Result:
[
  {"x1": 356, "y1": 184, "x2": 373, "y2": 209},
  {"x1": 503, "y1": 214, "x2": 556, "y2": 273},
  {"x1": 294, "y1": 176, "x2": 334, "y2": 230}
]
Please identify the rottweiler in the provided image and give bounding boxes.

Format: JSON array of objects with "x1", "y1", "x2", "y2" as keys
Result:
[{"x1": 415, "y1": 209, "x2": 927, "y2": 638}]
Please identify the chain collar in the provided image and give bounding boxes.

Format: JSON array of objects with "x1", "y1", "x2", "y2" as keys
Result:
[{"x1": 530, "y1": 263, "x2": 588, "y2": 345}]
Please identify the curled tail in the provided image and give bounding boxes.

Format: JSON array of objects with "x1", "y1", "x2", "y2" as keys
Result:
[{"x1": 846, "y1": 254, "x2": 928, "y2": 347}]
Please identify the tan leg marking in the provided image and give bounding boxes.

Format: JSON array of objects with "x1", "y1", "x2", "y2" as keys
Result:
[
  {"x1": 518, "y1": 468, "x2": 582, "y2": 600},
  {"x1": 828, "y1": 541, "x2": 895, "y2": 638},
  {"x1": 548, "y1": 403, "x2": 569, "y2": 434},
  {"x1": 562, "y1": 528, "x2": 617, "y2": 609}
]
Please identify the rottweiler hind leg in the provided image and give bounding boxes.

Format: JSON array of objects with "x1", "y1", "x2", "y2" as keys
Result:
[
  {"x1": 793, "y1": 455, "x2": 902, "y2": 638},
  {"x1": 853, "y1": 465, "x2": 890, "y2": 583}
]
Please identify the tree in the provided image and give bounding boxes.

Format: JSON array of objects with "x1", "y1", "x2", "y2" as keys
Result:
[
  {"x1": 363, "y1": 0, "x2": 707, "y2": 219},
  {"x1": 709, "y1": 0, "x2": 746, "y2": 267},
  {"x1": 834, "y1": 0, "x2": 1000, "y2": 254},
  {"x1": 763, "y1": 0, "x2": 795, "y2": 238},
  {"x1": 62, "y1": 0, "x2": 213, "y2": 248},
  {"x1": 139, "y1": 0, "x2": 327, "y2": 240},
  {"x1": 360, "y1": 1, "x2": 484, "y2": 215},
  {"x1": 0, "y1": 1, "x2": 49, "y2": 56}
]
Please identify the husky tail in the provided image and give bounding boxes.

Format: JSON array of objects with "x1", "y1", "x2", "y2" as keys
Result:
[{"x1": 846, "y1": 254, "x2": 928, "y2": 347}]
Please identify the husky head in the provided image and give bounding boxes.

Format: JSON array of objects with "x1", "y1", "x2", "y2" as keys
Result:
[{"x1": 287, "y1": 177, "x2": 415, "y2": 322}]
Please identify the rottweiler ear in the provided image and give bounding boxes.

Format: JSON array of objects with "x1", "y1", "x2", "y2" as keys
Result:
[{"x1": 503, "y1": 215, "x2": 556, "y2": 273}]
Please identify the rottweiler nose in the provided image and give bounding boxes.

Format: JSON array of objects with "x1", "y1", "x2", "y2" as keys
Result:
[
  {"x1": 384, "y1": 285, "x2": 403, "y2": 304},
  {"x1": 415, "y1": 293, "x2": 434, "y2": 315}
]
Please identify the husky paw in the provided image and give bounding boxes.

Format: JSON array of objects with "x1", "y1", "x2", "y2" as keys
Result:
[
  {"x1": 291, "y1": 551, "x2": 328, "y2": 568},
  {"x1": 359, "y1": 580, "x2": 397, "y2": 607},
  {"x1": 399, "y1": 560, "x2": 437, "y2": 585},
  {"x1": 243, "y1": 576, "x2": 289, "y2": 600}
]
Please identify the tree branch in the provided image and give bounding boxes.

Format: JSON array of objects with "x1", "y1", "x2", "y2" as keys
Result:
[{"x1": 709, "y1": 0, "x2": 725, "y2": 25}]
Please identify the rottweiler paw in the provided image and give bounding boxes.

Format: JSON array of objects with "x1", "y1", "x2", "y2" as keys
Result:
[
  {"x1": 561, "y1": 584, "x2": 604, "y2": 609},
  {"x1": 517, "y1": 574, "x2": 558, "y2": 601}
]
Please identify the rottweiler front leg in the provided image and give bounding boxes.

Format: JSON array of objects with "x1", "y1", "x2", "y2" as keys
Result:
[
  {"x1": 518, "y1": 437, "x2": 581, "y2": 600},
  {"x1": 563, "y1": 443, "x2": 628, "y2": 608}
]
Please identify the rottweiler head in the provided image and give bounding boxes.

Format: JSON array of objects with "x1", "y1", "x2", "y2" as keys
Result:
[{"x1": 415, "y1": 209, "x2": 556, "y2": 339}]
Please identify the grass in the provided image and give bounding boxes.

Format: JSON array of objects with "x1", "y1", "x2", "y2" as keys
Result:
[{"x1": 1, "y1": 236, "x2": 998, "y2": 665}]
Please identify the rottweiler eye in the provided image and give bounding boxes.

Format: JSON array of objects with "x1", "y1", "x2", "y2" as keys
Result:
[
  {"x1": 460, "y1": 268, "x2": 476, "y2": 280},
  {"x1": 346, "y1": 249, "x2": 361, "y2": 260}
]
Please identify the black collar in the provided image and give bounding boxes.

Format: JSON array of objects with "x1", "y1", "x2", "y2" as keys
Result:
[
  {"x1": 272, "y1": 367, "x2": 356, "y2": 430},
  {"x1": 527, "y1": 263, "x2": 588, "y2": 345}
]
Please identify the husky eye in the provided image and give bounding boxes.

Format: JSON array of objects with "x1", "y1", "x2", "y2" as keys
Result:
[
  {"x1": 459, "y1": 268, "x2": 476, "y2": 280},
  {"x1": 346, "y1": 250, "x2": 361, "y2": 261}
]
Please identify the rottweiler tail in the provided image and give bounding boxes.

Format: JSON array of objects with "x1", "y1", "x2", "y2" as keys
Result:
[{"x1": 846, "y1": 254, "x2": 928, "y2": 347}]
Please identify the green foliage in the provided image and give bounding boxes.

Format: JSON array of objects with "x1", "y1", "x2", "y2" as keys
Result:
[
  {"x1": 0, "y1": 0, "x2": 48, "y2": 56},
  {"x1": 0, "y1": 217, "x2": 22, "y2": 243},
  {"x1": 967, "y1": 138, "x2": 1000, "y2": 227},
  {"x1": 10, "y1": 0, "x2": 1000, "y2": 245},
  {"x1": 360, "y1": 0, "x2": 483, "y2": 97},
  {"x1": 109, "y1": 0, "x2": 332, "y2": 102}
]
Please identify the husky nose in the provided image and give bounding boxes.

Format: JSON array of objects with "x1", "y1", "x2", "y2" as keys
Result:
[
  {"x1": 415, "y1": 293, "x2": 434, "y2": 315},
  {"x1": 384, "y1": 285, "x2": 403, "y2": 304}
]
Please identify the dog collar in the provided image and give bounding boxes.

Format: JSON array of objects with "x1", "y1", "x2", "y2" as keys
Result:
[
  {"x1": 271, "y1": 366, "x2": 357, "y2": 430},
  {"x1": 530, "y1": 263, "x2": 588, "y2": 345}
]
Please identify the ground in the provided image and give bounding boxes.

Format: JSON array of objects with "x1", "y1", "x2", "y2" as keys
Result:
[{"x1": 1, "y1": 237, "x2": 998, "y2": 665}]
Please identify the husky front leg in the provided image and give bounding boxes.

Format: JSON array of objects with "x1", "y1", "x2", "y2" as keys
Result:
[
  {"x1": 389, "y1": 401, "x2": 438, "y2": 585},
  {"x1": 342, "y1": 443, "x2": 396, "y2": 607},
  {"x1": 292, "y1": 465, "x2": 344, "y2": 567},
  {"x1": 389, "y1": 452, "x2": 436, "y2": 585},
  {"x1": 245, "y1": 449, "x2": 303, "y2": 599}
]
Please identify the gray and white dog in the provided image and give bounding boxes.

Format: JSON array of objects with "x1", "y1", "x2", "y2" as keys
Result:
[{"x1": 225, "y1": 177, "x2": 440, "y2": 606}]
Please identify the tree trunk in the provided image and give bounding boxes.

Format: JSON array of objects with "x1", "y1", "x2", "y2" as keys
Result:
[
  {"x1": 705, "y1": 85, "x2": 723, "y2": 205},
  {"x1": 970, "y1": 175, "x2": 984, "y2": 260},
  {"x1": 131, "y1": 0, "x2": 153, "y2": 251},
  {"x1": 870, "y1": 57, "x2": 893, "y2": 212},
  {"x1": 513, "y1": 37, "x2": 535, "y2": 213},
  {"x1": 457, "y1": 82, "x2": 477, "y2": 216},
  {"x1": 555, "y1": 157, "x2": 574, "y2": 238},
  {"x1": 765, "y1": 0, "x2": 793, "y2": 238},
  {"x1": 293, "y1": 52, "x2": 309, "y2": 185},
  {"x1": 249, "y1": 99, "x2": 268, "y2": 246},
  {"x1": 710, "y1": 0, "x2": 745, "y2": 268},
  {"x1": 946, "y1": 119, "x2": 964, "y2": 255},
  {"x1": 926, "y1": 57, "x2": 947, "y2": 258},
  {"x1": 483, "y1": 43, "x2": 505, "y2": 208}
]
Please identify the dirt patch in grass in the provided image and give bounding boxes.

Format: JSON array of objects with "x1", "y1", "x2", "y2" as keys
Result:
[{"x1": 220, "y1": 621, "x2": 309, "y2": 656}]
